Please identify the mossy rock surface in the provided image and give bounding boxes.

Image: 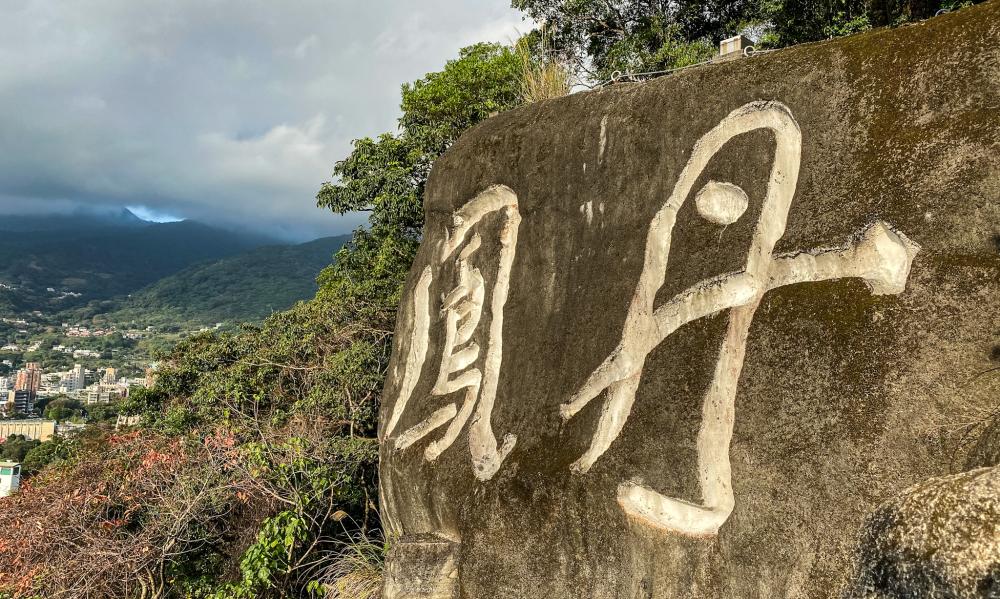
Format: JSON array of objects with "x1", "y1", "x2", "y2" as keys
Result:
[
  {"x1": 968, "y1": 417, "x2": 1000, "y2": 470},
  {"x1": 847, "y1": 467, "x2": 1000, "y2": 599}
]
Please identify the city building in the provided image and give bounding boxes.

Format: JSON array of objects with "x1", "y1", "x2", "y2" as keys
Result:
[
  {"x1": 4, "y1": 390, "x2": 36, "y2": 415},
  {"x1": 0, "y1": 419, "x2": 56, "y2": 442},
  {"x1": 14, "y1": 362, "x2": 41, "y2": 393},
  {"x1": 85, "y1": 386, "x2": 123, "y2": 405},
  {"x1": 0, "y1": 461, "x2": 21, "y2": 498},
  {"x1": 68, "y1": 364, "x2": 86, "y2": 392}
]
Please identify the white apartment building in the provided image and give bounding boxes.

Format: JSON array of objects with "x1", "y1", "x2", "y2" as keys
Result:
[
  {"x1": 0, "y1": 461, "x2": 21, "y2": 498},
  {"x1": 69, "y1": 364, "x2": 86, "y2": 391}
]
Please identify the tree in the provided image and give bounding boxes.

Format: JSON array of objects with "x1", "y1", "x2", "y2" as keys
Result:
[
  {"x1": 512, "y1": 0, "x2": 987, "y2": 80},
  {"x1": 761, "y1": 0, "x2": 870, "y2": 46},
  {"x1": 512, "y1": 0, "x2": 760, "y2": 80},
  {"x1": 44, "y1": 398, "x2": 84, "y2": 423},
  {"x1": 0, "y1": 434, "x2": 40, "y2": 462},
  {"x1": 21, "y1": 435, "x2": 76, "y2": 473},
  {"x1": 85, "y1": 401, "x2": 120, "y2": 424},
  {"x1": 317, "y1": 43, "x2": 523, "y2": 240}
]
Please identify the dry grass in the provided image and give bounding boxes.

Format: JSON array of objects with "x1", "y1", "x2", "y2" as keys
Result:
[
  {"x1": 318, "y1": 527, "x2": 386, "y2": 599},
  {"x1": 516, "y1": 37, "x2": 573, "y2": 103},
  {"x1": 0, "y1": 431, "x2": 266, "y2": 598}
]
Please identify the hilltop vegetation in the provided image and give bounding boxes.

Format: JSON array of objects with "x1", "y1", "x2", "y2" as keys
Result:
[
  {"x1": 0, "y1": 216, "x2": 273, "y2": 314},
  {"x1": 0, "y1": 41, "x2": 529, "y2": 598},
  {"x1": 102, "y1": 235, "x2": 352, "y2": 327}
]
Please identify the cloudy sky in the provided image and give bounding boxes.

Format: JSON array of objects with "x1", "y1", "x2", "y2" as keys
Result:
[{"x1": 0, "y1": 0, "x2": 527, "y2": 240}]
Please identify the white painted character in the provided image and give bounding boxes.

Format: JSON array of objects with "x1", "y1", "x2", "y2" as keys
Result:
[
  {"x1": 384, "y1": 185, "x2": 520, "y2": 482},
  {"x1": 562, "y1": 101, "x2": 919, "y2": 536}
]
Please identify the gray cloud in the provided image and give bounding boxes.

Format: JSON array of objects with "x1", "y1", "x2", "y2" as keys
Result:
[{"x1": 0, "y1": 0, "x2": 526, "y2": 240}]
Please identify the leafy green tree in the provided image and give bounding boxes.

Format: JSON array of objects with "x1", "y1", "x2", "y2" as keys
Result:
[
  {"x1": 0, "y1": 434, "x2": 41, "y2": 462},
  {"x1": 759, "y1": 0, "x2": 869, "y2": 46},
  {"x1": 512, "y1": 0, "x2": 759, "y2": 80},
  {"x1": 317, "y1": 43, "x2": 522, "y2": 239},
  {"x1": 513, "y1": 0, "x2": 987, "y2": 79},
  {"x1": 33, "y1": 394, "x2": 55, "y2": 415},
  {"x1": 84, "y1": 401, "x2": 119, "y2": 424},
  {"x1": 399, "y1": 43, "x2": 523, "y2": 157},
  {"x1": 118, "y1": 386, "x2": 165, "y2": 420},
  {"x1": 22, "y1": 435, "x2": 77, "y2": 473},
  {"x1": 44, "y1": 398, "x2": 84, "y2": 423}
]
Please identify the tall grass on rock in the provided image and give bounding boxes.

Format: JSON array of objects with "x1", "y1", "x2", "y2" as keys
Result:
[
  {"x1": 516, "y1": 33, "x2": 573, "y2": 102},
  {"x1": 316, "y1": 526, "x2": 387, "y2": 599}
]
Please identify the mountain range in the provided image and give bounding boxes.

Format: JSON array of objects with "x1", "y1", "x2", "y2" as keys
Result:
[
  {"x1": 105, "y1": 235, "x2": 351, "y2": 325},
  {"x1": 0, "y1": 209, "x2": 349, "y2": 324},
  {"x1": 0, "y1": 207, "x2": 150, "y2": 232}
]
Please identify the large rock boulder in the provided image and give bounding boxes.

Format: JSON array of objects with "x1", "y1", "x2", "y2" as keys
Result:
[
  {"x1": 379, "y1": 3, "x2": 1000, "y2": 597},
  {"x1": 846, "y1": 467, "x2": 1000, "y2": 599}
]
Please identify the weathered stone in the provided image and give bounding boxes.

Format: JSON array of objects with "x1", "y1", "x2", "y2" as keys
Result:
[
  {"x1": 379, "y1": 3, "x2": 1000, "y2": 597},
  {"x1": 846, "y1": 467, "x2": 1000, "y2": 599},
  {"x1": 968, "y1": 417, "x2": 1000, "y2": 470},
  {"x1": 382, "y1": 534, "x2": 460, "y2": 599}
]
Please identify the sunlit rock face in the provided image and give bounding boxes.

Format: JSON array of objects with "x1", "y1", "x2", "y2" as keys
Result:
[
  {"x1": 846, "y1": 467, "x2": 1000, "y2": 599},
  {"x1": 378, "y1": 3, "x2": 1000, "y2": 597}
]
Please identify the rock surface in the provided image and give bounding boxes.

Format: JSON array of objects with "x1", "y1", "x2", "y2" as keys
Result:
[
  {"x1": 968, "y1": 417, "x2": 1000, "y2": 470},
  {"x1": 846, "y1": 467, "x2": 1000, "y2": 599},
  {"x1": 379, "y1": 3, "x2": 1000, "y2": 597}
]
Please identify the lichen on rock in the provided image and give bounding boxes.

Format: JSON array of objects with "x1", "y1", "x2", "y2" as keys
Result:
[
  {"x1": 967, "y1": 417, "x2": 1000, "y2": 470},
  {"x1": 846, "y1": 467, "x2": 1000, "y2": 599}
]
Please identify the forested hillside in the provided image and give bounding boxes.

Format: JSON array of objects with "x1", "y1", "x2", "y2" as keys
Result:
[
  {"x1": 0, "y1": 218, "x2": 273, "y2": 314},
  {"x1": 106, "y1": 235, "x2": 352, "y2": 326},
  {"x1": 0, "y1": 208, "x2": 148, "y2": 232}
]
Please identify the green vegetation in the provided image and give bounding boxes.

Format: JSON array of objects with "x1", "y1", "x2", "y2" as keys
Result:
[
  {"x1": 21, "y1": 434, "x2": 78, "y2": 473},
  {"x1": 0, "y1": 435, "x2": 40, "y2": 462},
  {"x1": 514, "y1": 0, "x2": 987, "y2": 80},
  {"x1": 0, "y1": 41, "x2": 528, "y2": 598},
  {"x1": 42, "y1": 398, "x2": 83, "y2": 422},
  {"x1": 0, "y1": 218, "x2": 272, "y2": 315},
  {"x1": 0, "y1": 234, "x2": 351, "y2": 379},
  {"x1": 108, "y1": 235, "x2": 352, "y2": 327}
]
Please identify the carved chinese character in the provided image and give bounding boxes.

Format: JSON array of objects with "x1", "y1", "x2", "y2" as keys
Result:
[
  {"x1": 562, "y1": 101, "x2": 920, "y2": 536},
  {"x1": 384, "y1": 185, "x2": 519, "y2": 481}
]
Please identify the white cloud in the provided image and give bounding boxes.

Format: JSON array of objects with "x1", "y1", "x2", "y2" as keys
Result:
[
  {"x1": 292, "y1": 35, "x2": 320, "y2": 60},
  {"x1": 0, "y1": 0, "x2": 527, "y2": 240},
  {"x1": 197, "y1": 115, "x2": 330, "y2": 190}
]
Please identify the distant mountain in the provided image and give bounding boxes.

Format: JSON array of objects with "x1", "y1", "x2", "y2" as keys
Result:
[
  {"x1": 106, "y1": 235, "x2": 351, "y2": 325},
  {"x1": 0, "y1": 208, "x2": 149, "y2": 232},
  {"x1": 0, "y1": 216, "x2": 276, "y2": 315}
]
